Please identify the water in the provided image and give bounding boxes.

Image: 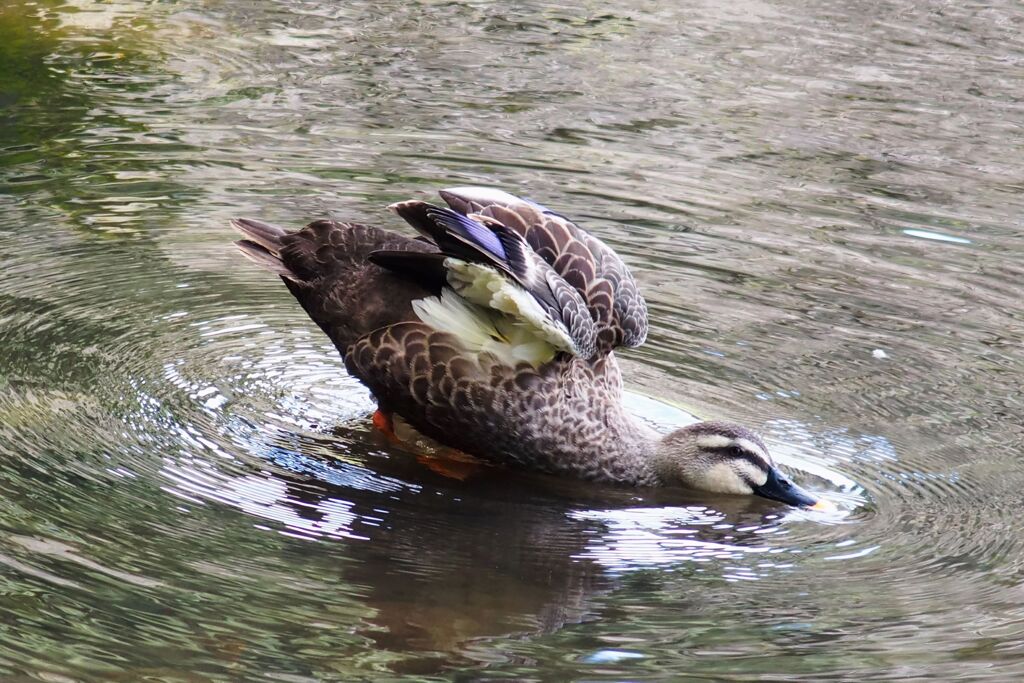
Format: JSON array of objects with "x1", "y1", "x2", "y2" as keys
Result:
[{"x1": 1, "y1": 0, "x2": 1023, "y2": 679}]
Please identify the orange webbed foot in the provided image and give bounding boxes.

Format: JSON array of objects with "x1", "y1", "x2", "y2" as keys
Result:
[
  {"x1": 371, "y1": 410, "x2": 484, "y2": 481},
  {"x1": 415, "y1": 450, "x2": 483, "y2": 481},
  {"x1": 372, "y1": 409, "x2": 399, "y2": 444}
]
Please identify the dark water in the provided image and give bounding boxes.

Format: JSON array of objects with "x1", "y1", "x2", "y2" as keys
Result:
[{"x1": 2, "y1": 0, "x2": 1023, "y2": 680}]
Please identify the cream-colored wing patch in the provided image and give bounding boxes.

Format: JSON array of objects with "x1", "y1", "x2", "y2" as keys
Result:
[
  {"x1": 412, "y1": 288, "x2": 556, "y2": 366},
  {"x1": 442, "y1": 258, "x2": 578, "y2": 354},
  {"x1": 411, "y1": 288, "x2": 495, "y2": 350}
]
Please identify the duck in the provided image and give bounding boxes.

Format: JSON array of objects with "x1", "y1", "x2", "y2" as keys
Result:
[{"x1": 233, "y1": 186, "x2": 825, "y2": 509}]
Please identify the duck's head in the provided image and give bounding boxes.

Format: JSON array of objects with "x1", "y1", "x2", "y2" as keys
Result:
[{"x1": 653, "y1": 421, "x2": 823, "y2": 508}]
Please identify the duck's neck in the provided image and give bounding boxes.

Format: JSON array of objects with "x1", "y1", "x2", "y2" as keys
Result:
[
  {"x1": 520, "y1": 355, "x2": 670, "y2": 487},
  {"x1": 533, "y1": 401, "x2": 665, "y2": 487},
  {"x1": 587, "y1": 412, "x2": 666, "y2": 487}
]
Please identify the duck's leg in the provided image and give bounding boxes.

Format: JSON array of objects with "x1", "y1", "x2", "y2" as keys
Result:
[
  {"x1": 372, "y1": 408, "x2": 398, "y2": 443},
  {"x1": 372, "y1": 408, "x2": 483, "y2": 481},
  {"x1": 416, "y1": 450, "x2": 483, "y2": 481}
]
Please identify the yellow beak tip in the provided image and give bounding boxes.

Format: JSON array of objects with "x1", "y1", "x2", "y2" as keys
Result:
[{"x1": 808, "y1": 498, "x2": 837, "y2": 512}]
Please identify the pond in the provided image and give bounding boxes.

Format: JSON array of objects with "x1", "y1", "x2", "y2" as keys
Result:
[{"x1": 1, "y1": 0, "x2": 1023, "y2": 680}]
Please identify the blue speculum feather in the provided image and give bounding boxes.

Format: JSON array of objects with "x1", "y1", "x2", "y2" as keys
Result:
[{"x1": 428, "y1": 207, "x2": 508, "y2": 260}]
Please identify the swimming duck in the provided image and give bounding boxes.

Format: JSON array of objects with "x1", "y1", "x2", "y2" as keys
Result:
[{"x1": 233, "y1": 186, "x2": 823, "y2": 508}]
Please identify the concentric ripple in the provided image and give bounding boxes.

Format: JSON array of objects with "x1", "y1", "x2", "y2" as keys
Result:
[{"x1": 1, "y1": 0, "x2": 1024, "y2": 680}]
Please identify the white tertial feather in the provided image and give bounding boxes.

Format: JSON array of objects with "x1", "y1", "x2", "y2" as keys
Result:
[
  {"x1": 442, "y1": 258, "x2": 578, "y2": 355},
  {"x1": 442, "y1": 186, "x2": 522, "y2": 205},
  {"x1": 411, "y1": 288, "x2": 494, "y2": 349},
  {"x1": 412, "y1": 288, "x2": 556, "y2": 366}
]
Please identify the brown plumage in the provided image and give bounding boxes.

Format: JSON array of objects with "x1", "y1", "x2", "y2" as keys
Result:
[{"x1": 232, "y1": 186, "x2": 824, "y2": 508}]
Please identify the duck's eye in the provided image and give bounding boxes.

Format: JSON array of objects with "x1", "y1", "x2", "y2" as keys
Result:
[{"x1": 728, "y1": 445, "x2": 748, "y2": 459}]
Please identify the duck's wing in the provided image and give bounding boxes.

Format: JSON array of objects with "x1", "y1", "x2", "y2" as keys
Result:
[
  {"x1": 373, "y1": 200, "x2": 598, "y2": 360},
  {"x1": 344, "y1": 321, "x2": 626, "y2": 473},
  {"x1": 437, "y1": 187, "x2": 648, "y2": 352}
]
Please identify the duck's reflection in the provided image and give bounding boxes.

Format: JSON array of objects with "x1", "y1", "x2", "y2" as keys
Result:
[{"x1": 163, "y1": 419, "x2": 816, "y2": 658}]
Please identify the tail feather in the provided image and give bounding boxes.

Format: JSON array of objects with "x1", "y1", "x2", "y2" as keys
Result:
[
  {"x1": 231, "y1": 218, "x2": 286, "y2": 252},
  {"x1": 235, "y1": 239, "x2": 293, "y2": 277},
  {"x1": 231, "y1": 218, "x2": 294, "y2": 278}
]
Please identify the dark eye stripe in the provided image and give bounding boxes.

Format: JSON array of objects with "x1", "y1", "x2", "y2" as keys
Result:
[{"x1": 708, "y1": 445, "x2": 769, "y2": 472}]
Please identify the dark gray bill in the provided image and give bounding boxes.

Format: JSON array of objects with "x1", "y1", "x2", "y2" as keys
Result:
[{"x1": 753, "y1": 466, "x2": 819, "y2": 508}]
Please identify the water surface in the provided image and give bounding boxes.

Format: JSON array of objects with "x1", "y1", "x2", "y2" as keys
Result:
[{"x1": 1, "y1": 0, "x2": 1023, "y2": 680}]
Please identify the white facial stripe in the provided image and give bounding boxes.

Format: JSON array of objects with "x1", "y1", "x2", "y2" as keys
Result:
[
  {"x1": 735, "y1": 459, "x2": 769, "y2": 487},
  {"x1": 736, "y1": 437, "x2": 769, "y2": 462},
  {"x1": 695, "y1": 434, "x2": 734, "y2": 450},
  {"x1": 699, "y1": 463, "x2": 754, "y2": 495}
]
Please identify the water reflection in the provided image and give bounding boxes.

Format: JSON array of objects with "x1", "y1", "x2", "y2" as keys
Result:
[{"x1": 141, "y1": 324, "x2": 867, "y2": 665}]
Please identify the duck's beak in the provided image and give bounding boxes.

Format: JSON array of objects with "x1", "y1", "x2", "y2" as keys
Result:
[{"x1": 753, "y1": 466, "x2": 821, "y2": 508}]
